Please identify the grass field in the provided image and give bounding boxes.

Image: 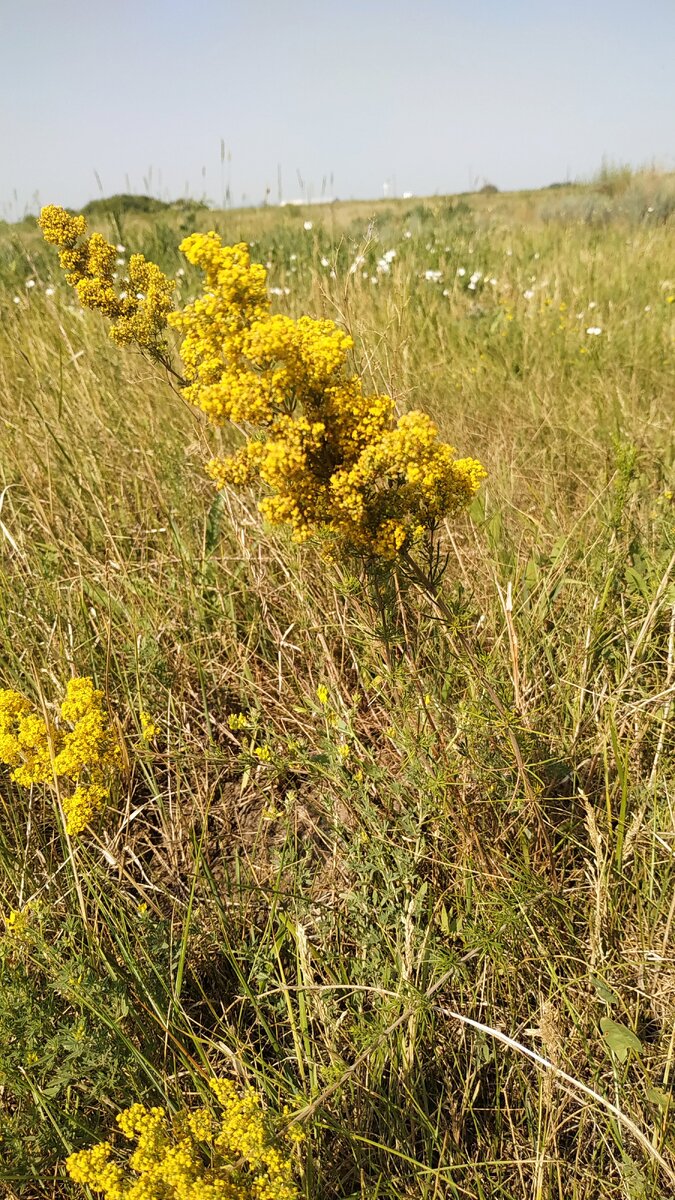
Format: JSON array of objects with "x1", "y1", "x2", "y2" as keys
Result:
[{"x1": 0, "y1": 169, "x2": 674, "y2": 1199}]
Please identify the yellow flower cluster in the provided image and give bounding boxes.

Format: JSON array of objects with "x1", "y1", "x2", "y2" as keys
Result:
[
  {"x1": 66, "y1": 1078, "x2": 300, "y2": 1200},
  {"x1": 2, "y1": 901, "x2": 39, "y2": 948},
  {"x1": 170, "y1": 232, "x2": 485, "y2": 557},
  {"x1": 38, "y1": 205, "x2": 174, "y2": 349},
  {"x1": 38, "y1": 212, "x2": 485, "y2": 558},
  {"x1": 0, "y1": 678, "x2": 120, "y2": 835},
  {"x1": 140, "y1": 710, "x2": 160, "y2": 742}
]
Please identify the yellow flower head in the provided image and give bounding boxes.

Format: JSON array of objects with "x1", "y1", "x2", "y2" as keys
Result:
[
  {"x1": 174, "y1": 237, "x2": 486, "y2": 561},
  {"x1": 66, "y1": 1080, "x2": 300, "y2": 1200},
  {"x1": 38, "y1": 204, "x2": 86, "y2": 248},
  {"x1": 0, "y1": 678, "x2": 120, "y2": 835},
  {"x1": 38, "y1": 205, "x2": 174, "y2": 351}
]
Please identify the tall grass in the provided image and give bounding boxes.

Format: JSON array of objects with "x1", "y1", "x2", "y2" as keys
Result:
[{"x1": 0, "y1": 181, "x2": 673, "y2": 1199}]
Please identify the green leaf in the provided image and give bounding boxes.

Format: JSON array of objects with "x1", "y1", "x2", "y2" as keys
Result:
[
  {"x1": 600, "y1": 1017, "x2": 642, "y2": 1062},
  {"x1": 205, "y1": 490, "x2": 227, "y2": 556},
  {"x1": 645, "y1": 1086, "x2": 670, "y2": 1114},
  {"x1": 591, "y1": 974, "x2": 619, "y2": 1006}
]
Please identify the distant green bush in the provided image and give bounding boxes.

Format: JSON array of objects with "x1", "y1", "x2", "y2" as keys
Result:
[{"x1": 80, "y1": 194, "x2": 172, "y2": 217}]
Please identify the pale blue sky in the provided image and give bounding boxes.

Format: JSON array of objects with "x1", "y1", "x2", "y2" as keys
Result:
[{"x1": 2, "y1": 0, "x2": 674, "y2": 214}]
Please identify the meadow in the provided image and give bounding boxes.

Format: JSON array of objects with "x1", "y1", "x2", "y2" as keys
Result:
[{"x1": 0, "y1": 169, "x2": 674, "y2": 1199}]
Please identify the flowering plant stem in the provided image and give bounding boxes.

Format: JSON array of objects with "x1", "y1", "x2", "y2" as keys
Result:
[{"x1": 399, "y1": 549, "x2": 554, "y2": 868}]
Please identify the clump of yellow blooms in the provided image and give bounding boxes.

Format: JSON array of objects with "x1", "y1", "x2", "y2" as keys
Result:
[
  {"x1": 66, "y1": 1078, "x2": 301, "y2": 1200},
  {"x1": 40, "y1": 212, "x2": 485, "y2": 560},
  {"x1": 38, "y1": 205, "x2": 174, "y2": 350},
  {"x1": 167, "y1": 232, "x2": 485, "y2": 558},
  {"x1": 0, "y1": 678, "x2": 120, "y2": 835},
  {"x1": 140, "y1": 710, "x2": 160, "y2": 742}
]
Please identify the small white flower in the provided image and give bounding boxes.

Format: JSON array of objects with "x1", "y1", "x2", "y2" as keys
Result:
[
  {"x1": 269, "y1": 286, "x2": 283, "y2": 296},
  {"x1": 376, "y1": 258, "x2": 390, "y2": 274},
  {"x1": 284, "y1": 287, "x2": 290, "y2": 295},
  {"x1": 119, "y1": 290, "x2": 127, "y2": 299},
  {"x1": 25, "y1": 279, "x2": 36, "y2": 289},
  {"x1": 13, "y1": 296, "x2": 20, "y2": 304},
  {"x1": 330, "y1": 269, "x2": 337, "y2": 278},
  {"x1": 647, "y1": 206, "x2": 654, "y2": 213},
  {"x1": 470, "y1": 271, "x2": 482, "y2": 284},
  {"x1": 644, "y1": 305, "x2": 651, "y2": 312},
  {"x1": 115, "y1": 257, "x2": 125, "y2": 266},
  {"x1": 290, "y1": 253, "x2": 297, "y2": 261},
  {"x1": 116, "y1": 243, "x2": 125, "y2": 253},
  {"x1": 362, "y1": 269, "x2": 369, "y2": 278},
  {"x1": 320, "y1": 256, "x2": 329, "y2": 267},
  {"x1": 586, "y1": 326, "x2": 602, "y2": 336},
  {"x1": 370, "y1": 276, "x2": 379, "y2": 284},
  {"x1": 303, "y1": 220, "x2": 313, "y2": 231},
  {"x1": 136, "y1": 292, "x2": 145, "y2": 300},
  {"x1": 404, "y1": 230, "x2": 412, "y2": 239},
  {"x1": 442, "y1": 288, "x2": 450, "y2": 296},
  {"x1": 523, "y1": 289, "x2": 535, "y2": 300},
  {"x1": 265, "y1": 260, "x2": 273, "y2": 269},
  {"x1": 45, "y1": 286, "x2": 55, "y2": 296},
  {"x1": 383, "y1": 249, "x2": 396, "y2": 263},
  {"x1": 176, "y1": 267, "x2": 185, "y2": 277},
  {"x1": 588, "y1": 300, "x2": 597, "y2": 309},
  {"x1": 506, "y1": 248, "x2": 513, "y2": 256},
  {"x1": 533, "y1": 252, "x2": 540, "y2": 260},
  {"x1": 424, "y1": 269, "x2": 442, "y2": 282},
  {"x1": 402, "y1": 190, "x2": 413, "y2": 199},
  {"x1": 457, "y1": 267, "x2": 466, "y2": 277},
  {"x1": 468, "y1": 282, "x2": 476, "y2": 291}
]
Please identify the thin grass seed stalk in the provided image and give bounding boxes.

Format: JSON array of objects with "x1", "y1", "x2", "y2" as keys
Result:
[{"x1": 39, "y1": 209, "x2": 486, "y2": 561}]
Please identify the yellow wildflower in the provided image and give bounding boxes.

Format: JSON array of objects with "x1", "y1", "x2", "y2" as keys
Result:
[
  {"x1": 38, "y1": 206, "x2": 173, "y2": 351},
  {"x1": 140, "y1": 710, "x2": 160, "y2": 741},
  {"x1": 66, "y1": 1080, "x2": 300, "y2": 1200},
  {"x1": 228, "y1": 712, "x2": 249, "y2": 731},
  {"x1": 0, "y1": 678, "x2": 120, "y2": 835},
  {"x1": 39, "y1": 214, "x2": 486, "y2": 564},
  {"x1": 173, "y1": 236, "x2": 486, "y2": 560},
  {"x1": 38, "y1": 204, "x2": 86, "y2": 248}
]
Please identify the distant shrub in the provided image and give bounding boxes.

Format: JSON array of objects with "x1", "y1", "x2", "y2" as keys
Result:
[
  {"x1": 172, "y1": 197, "x2": 209, "y2": 212},
  {"x1": 479, "y1": 183, "x2": 499, "y2": 194},
  {"x1": 81, "y1": 194, "x2": 171, "y2": 217}
]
